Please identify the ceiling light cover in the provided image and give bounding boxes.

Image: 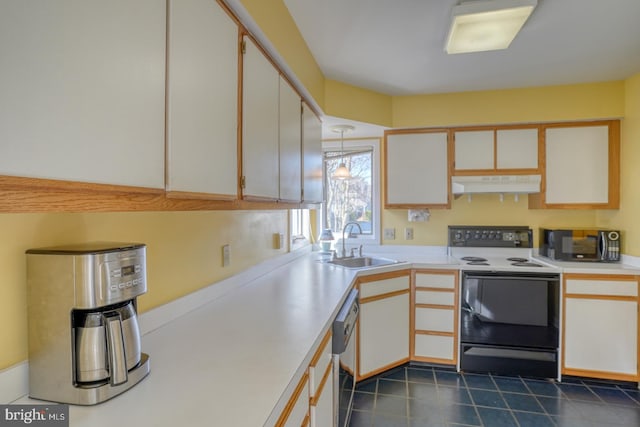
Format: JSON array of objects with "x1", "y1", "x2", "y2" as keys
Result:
[{"x1": 446, "y1": 0, "x2": 537, "y2": 54}]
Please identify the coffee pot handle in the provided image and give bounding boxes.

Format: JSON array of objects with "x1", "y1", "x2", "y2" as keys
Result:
[{"x1": 104, "y1": 312, "x2": 128, "y2": 386}]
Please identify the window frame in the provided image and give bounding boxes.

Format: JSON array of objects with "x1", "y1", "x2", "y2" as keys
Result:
[{"x1": 322, "y1": 137, "x2": 381, "y2": 247}]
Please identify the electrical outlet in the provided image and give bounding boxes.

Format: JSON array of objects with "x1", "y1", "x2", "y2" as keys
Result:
[
  {"x1": 383, "y1": 228, "x2": 396, "y2": 240},
  {"x1": 404, "y1": 227, "x2": 414, "y2": 240},
  {"x1": 273, "y1": 233, "x2": 284, "y2": 249},
  {"x1": 222, "y1": 244, "x2": 230, "y2": 267}
]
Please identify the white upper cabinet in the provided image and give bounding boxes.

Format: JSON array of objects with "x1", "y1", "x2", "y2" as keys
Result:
[
  {"x1": 454, "y1": 128, "x2": 539, "y2": 172},
  {"x1": 385, "y1": 131, "x2": 449, "y2": 208},
  {"x1": 278, "y1": 77, "x2": 302, "y2": 202},
  {"x1": 454, "y1": 130, "x2": 494, "y2": 170},
  {"x1": 166, "y1": 0, "x2": 238, "y2": 198},
  {"x1": 242, "y1": 36, "x2": 280, "y2": 201},
  {"x1": 0, "y1": 0, "x2": 166, "y2": 188},
  {"x1": 544, "y1": 123, "x2": 614, "y2": 206},
  {"x1": 496, "y1": 129, "x2": 539, "y2": 169},
  {"x1": 302, "y1": 103, "x2": 323, "y2": 204}
]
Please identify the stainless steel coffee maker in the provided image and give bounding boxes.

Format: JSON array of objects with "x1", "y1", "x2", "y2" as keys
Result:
[{"x1": 27, "y1": 242, "x2": 150, "y2": 405}]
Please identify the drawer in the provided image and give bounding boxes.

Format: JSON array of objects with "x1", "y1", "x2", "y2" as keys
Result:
[
  {"x1": 308, "y1": 331, "x2": 332, "y2": 397},
  {"x1": 359, "y1": 275, "x2": 409, "y2": 298},
  {"x1": 415, "y1": 334, "x2": 454, "y2": 360},
  {"x1": 415, "y1": 307, "x2": 454, "y2": 332},
  {"x1": 565, "y1": 279, "x2": 638, "y2": 297},
  {"x1": 415, "y1": 290, "x2": 454, "y2": 306},
  {"x1": 415, "y1": 273, "x2": 456, "y2": 289}
]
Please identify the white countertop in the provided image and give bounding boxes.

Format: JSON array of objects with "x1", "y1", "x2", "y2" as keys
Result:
[
  {"x1": 11, "y1": 246, "x2": 640, "y2": 426},
  {"x1": 533, "y1": 255, "x2": 640, "y2": 275}
]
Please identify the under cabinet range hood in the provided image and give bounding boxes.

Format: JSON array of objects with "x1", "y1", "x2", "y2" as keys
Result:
[{"x1": 451, "y1": 175, "x2": 541, "y2": 195}]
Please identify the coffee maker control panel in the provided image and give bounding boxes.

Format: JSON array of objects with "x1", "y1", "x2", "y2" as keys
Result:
[{"x1": 102, "y1": 258, "x2": 146, "y2": 304}]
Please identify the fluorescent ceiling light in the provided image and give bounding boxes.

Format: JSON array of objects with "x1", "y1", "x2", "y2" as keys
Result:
[{"x1": 446, "y1": 0, "x2": 537, "y2": 54}]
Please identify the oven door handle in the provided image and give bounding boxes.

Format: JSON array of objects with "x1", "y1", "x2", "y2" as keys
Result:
[{"x1": 464, "y1": 275, "x2": 557, "y2": 281}]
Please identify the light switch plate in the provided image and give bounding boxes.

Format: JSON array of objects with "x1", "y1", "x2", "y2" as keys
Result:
[
  {"x1": 222, "y1": 244, "x2": 230, "y2": 267},
  {"x1": 383, "y1": 228, "x2": 396, "y2": 240},
  {"x1": 404, "y1": 228, "x2": 414, "y2": 240}
]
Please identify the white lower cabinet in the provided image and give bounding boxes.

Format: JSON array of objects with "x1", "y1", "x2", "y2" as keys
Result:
[
  {"x1": 562, "y1": 274, "x2": 639, "y2": 382},
  {"x1": 412, "y1": 270, "x2": 459, "y2": 365},
  {"x1": 357, "y1": 271, "x2": 410, "y2": 380}
]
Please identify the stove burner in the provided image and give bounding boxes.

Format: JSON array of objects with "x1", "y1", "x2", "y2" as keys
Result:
[
  {"x1": 511, "y1": 261, "x2": 543, "y2": 268},
  {"x1": 467, "y1": 261, "x2": 490, "y2": 265},
  {"x1": 506, "y1": 257, "x2": 528, "y2": 262},
  {"x1": 461, "y1": 256, "x2": 488, "y2": 262}
]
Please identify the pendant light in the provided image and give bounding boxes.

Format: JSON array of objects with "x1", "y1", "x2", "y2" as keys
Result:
[{"x1": 330, "y1": 124, "x2": 355, "y2": 180}]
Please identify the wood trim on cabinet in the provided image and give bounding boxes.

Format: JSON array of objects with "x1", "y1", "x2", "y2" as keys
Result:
[
  {"x1": 165, "y1": 190, "x2": 237, "y2": 201},
  {"x1": 357, "y1": 269, "x2": 411, "y2": 284},
  {"x1": 357, "y1": 358, "x2": 410, "y2": 382},
  {"x1": 564, "y1": 293, "x2": 637, "y2": 302},
  {"x1": 561, "y1": 367, "x2": 639, "y2": 383},
  {"x1": 309, "y1": 329, "x2": 332, "y2": 368},
  {"x1": 415, "y1": 330, "x2": 454, "y2": 337},
  {"x1": 310, "y1": 358, "x2": 333, "y2": 406},
  {"x1": 360, "y1": 289, "x2": 410, "y2": 305},
  {"x1": 0, "y1": 175, "x2": 321, "y2": 212},
  {"x1": 415, "y1": 303, "x2": 455, "y2": 310},
  {"x1": 275, "y1": 372, "x2": 309, "y2": 427}
]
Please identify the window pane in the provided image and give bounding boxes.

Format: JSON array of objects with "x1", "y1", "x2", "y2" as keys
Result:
[{"x1": 324, "y1": 148, "x2": 373, "y2": 236}]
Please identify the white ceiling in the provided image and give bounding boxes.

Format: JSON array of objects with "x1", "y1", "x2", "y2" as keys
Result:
[{"x1": 284, "y1": 0, "x2": 640, "y2": 98}]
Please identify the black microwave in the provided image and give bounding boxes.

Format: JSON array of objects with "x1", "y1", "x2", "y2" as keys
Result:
[{"x1": 539, "y1": 229, "x2": 620, "y2": 262}]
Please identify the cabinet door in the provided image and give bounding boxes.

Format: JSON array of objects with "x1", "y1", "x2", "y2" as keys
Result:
[
  {"x1": 385, "y1": 131, "x2": 449, "y2": 207},
  {"x1": 359, "y1": 293, "x2": 410, "y2": 378},
  {"x1": 545, "y1": 124, "x2": 612, "y2": 205},
  {"x1": 0, "y1": 0, "x2": 165, "y2": 188},
  {"x1": 242, "y1": 37, "x2": 280, "y2": 200},
  {"x1": 496, "y1": 128, "x2": 539, "y2": 169},
  {"x1": 279, "y1": 77, "x2": 302, "y2": 202},
  {"x1": 166, "y1": 0, "x2": 238, "y2": 198},
  {"x1": 302, "y1": 103, "x2": 323, "y2": 203},
  {"x1": 309, "y1": 361, "x2": 333, "y2": 427},
  {"x1": 563, "y1": 275, "x2": 638, "y2": 381},
  {"x1": 564, "y1": 298, "x2": 637, "y2": 378},
  {"x1": 454, "y1": 130, "x2": 494, "y2": 170}
]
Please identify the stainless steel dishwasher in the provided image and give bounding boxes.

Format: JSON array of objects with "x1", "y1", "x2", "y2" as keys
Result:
[{"x1": 332, "y1": 288, "x2": 359, "y2": 427}]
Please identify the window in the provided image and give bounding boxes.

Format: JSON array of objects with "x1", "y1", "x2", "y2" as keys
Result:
[
  {"x1": 322, "y1": 138, "x2": 380, "y2": 245},
  {"x1": 290, "y1": 209, "x2": 311, "y2": 251}
]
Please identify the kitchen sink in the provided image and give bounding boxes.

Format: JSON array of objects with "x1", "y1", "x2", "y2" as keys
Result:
[{"x1": 327, "y1": 256, "x2": 401, "y2": 269}]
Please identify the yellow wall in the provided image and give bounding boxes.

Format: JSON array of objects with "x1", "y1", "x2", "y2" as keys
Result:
[
  {"x1": 392, "y1": 81, "x2": 625, "y2": 128},
  {"x1": 0, "y1": 210, "x2": 287, "y2": 369},
  {"x1": 324, "y1": 79, "x2": 393, "y2": 127},
  {"x1": 384, "y1": 196, "x2": 597, "y2": 247},
  {"x1": 599, "y1": 72, "x2": 640, "y2": 255}
]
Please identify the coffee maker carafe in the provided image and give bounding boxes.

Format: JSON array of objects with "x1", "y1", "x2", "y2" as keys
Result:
[{"x1": 27, "y1": 243, "x2": 150, "y2": 405}]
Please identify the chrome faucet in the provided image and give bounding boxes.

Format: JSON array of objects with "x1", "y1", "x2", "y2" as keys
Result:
[{"x1": 341, "y1": 221, "x2": 363, "y2": 258}]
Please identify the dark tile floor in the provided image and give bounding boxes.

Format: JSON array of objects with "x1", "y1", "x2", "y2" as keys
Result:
[{"x1": 348, "y1": 364, "x2": 640, "y2": 427}]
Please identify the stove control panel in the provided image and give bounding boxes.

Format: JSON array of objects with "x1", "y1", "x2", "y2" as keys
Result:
[{"x1": 449, "y1": 226, "x2": 533, "y2": 248}]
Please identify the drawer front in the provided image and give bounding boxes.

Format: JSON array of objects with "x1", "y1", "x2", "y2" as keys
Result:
[
  {"x1": 566, "y1": 279, "x2": 638, "y2": 297},
  {"x1": 415, "y1": 273, "x2": 456, "y2": 289},
  {"x1": 360, "y1": 275, "x2": 409, "y2": 298},
  {"x1": 415, "y1": 290, "x2": 454, "y2": 306},
  {"x1": 415, "y1": 334, "x2": 454, "y2": 360},
  {"x1": 415, "y1": 307, "x2": 454, "y2": 332},
  {"x1": 309, "y1": 332, "x2": 332, "y2": 397}
]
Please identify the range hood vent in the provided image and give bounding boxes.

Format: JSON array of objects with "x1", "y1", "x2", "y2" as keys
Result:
[{"x1": 452, "y1": 175, "x2": 541, "y2": 195}]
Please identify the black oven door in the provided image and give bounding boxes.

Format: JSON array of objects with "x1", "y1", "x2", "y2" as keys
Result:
[{"x1": 460, "y1": 272, "x2": 560, "y2": 378}]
